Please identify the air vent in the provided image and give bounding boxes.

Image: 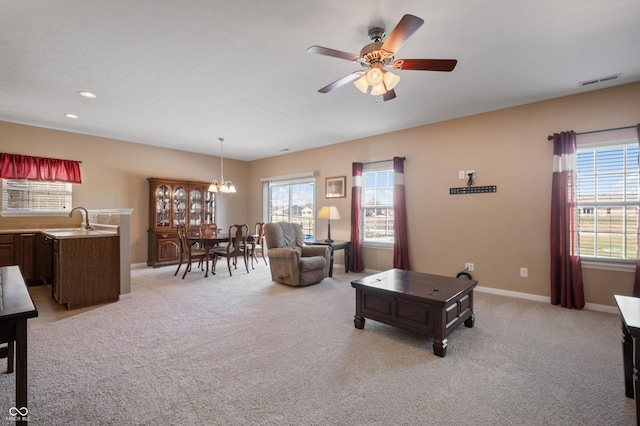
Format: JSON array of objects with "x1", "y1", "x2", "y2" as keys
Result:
[{"x1": 579, "y1": 74, "x2": 620, "y2": 87}]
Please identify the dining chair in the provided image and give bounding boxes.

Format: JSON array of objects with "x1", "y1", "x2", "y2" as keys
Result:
[
  {"x1": 250, "y1": 222, "x2": 268, "y2": 268},
  {"x1": 199, "y1": 222, "x2": 218, "y2": 239},
  {"x1": 175, "y1": 223, "x2": 208, "y2": 279},
  {"x1": 197, "y1": 222, "x2": 218, "y2": 268},
  {"x1": 211, "y1": 224, "x2": 250, "y2": 276}
]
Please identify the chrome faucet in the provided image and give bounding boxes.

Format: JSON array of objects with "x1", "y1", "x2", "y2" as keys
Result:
[{"x1": 69, "y1": 206, "x2": 93, "y2": 230}]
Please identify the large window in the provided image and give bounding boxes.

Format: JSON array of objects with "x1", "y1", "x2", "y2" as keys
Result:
[
  {"x1": 576, "y1": 141, "x2": 638, "y2": 261},
  {"x1": 267, "y1": 178, "x2": 315, "y2": 240},
  {"x1": 1, "y1": 179, "x2": 72, "y2": 215},
  {"x1": 362, "y1": 164, "x2": 394, "y2": 245}
]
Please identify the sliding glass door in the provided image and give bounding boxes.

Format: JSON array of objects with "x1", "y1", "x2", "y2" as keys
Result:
[{"x1": 268, "y1": 178, "x2": 315, "y2": 241}]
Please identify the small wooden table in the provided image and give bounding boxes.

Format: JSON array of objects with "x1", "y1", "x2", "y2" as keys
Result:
[
  {"x1": 614, "y1": 294, "x2": 640, "y2": 426},
  {"x1": 306, "y1": 240, "x2": 350, "y2": 277},
  {"x1": 0, "y1": 266, "x2": 39, "y2": 425},
  {"x1": 351, "y1": 269, "x2": 477, "y2": 357}
]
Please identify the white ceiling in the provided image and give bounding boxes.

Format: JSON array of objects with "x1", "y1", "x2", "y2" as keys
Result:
[{"x1": 1, "y1": 1, "x2": 639, "y2": 161}]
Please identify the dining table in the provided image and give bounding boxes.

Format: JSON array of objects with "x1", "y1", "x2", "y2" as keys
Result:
[{"x1": 188, "y1": 234, "x2": 257, "y2": 277}]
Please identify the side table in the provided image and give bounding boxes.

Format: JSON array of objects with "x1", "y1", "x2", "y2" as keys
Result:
[
  {"x1": 614, "y1": 294, "x2": 640, "y2": 426},
  {"x1": 306, "y1": 240, "x2": 351, "y2": 277}
]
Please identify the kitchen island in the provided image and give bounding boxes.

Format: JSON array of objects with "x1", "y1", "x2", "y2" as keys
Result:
[{"x1": 42, "y1": 229, "x2": 120, "y2": 309}]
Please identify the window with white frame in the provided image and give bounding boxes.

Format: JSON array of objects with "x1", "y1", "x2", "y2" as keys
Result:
[
  {"x1": 576, "y1": 140, "x2": 638, "y2": 261},
  {"x1": 361, "y1": 163, "x2": 394, "y2": 245},
  {"x1": 1, "y1": 179, "x2": 73, "y2": 215},
  {"x1": 265, "y1": 176, "x2": 315, "y2": 241}
]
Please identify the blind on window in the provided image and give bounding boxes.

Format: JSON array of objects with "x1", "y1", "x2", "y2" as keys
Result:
[{"x1": 1, "y1": 179, "x2": 72, "y2": 213}]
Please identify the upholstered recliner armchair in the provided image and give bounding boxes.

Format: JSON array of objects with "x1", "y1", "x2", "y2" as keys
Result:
[{"x1": 264, "y1": 222, "x2": 331, "y2": 286}]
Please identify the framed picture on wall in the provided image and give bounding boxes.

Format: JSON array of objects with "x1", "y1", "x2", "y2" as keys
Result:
[{"x1": 325, "y1": 176, "x2": 346, "y2": 198}]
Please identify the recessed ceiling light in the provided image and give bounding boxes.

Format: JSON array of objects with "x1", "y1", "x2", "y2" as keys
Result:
[
  {"x1": 65, "y1": 113, "x2": 79, "y2": 119},
  {"x1": 78, "y1": 91, "x2": 96, "y2": 98}
]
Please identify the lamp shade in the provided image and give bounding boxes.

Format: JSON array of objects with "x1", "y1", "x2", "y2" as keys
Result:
[
  {"x1": 354, "y1": 75, "x2": 369, "y2": 94},
  {"x1": 370, "y1": 83, "x2": 386, "y2": 96},
  {"x1": 366, "y1": 64, "x2": 384, "y2": 86},
  {"x1": 317, "y1": 205, "x2": 341, "y2": 220},
  {"x1": 383, "y1": 71, "x2": 400, "y2": 90}
]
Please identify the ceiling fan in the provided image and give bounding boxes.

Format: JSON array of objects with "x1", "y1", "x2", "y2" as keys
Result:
[{"x1": 307, "y1": 14, "x2": 457, "y2": 101}]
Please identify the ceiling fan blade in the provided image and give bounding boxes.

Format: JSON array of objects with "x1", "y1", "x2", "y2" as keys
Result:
[
  {"x1": 306, "y1": 45, "x2": 361, "y2": 62},
  {"x1": 393, "y1": 59, "x2": 458, "y2": 72},
  {"x1": 382, "y1": 89, "x2": 396, "y2": 101},
  {"x1": 380, "y1": 14, "x2": 424, "y2": 54},
  {"x1": 318, "y1": 70, "x2": 365, "y2": 93}
]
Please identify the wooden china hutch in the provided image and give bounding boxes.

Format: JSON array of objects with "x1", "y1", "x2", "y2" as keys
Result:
[{"x1": 147, "y1": 178, "x2": 215, "y2": 267}]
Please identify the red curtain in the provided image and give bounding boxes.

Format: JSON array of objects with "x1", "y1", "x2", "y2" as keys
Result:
[
  {"x1": 550, "y1": 131, "x2": 585, "y2": 309},
  {"x1": 393, "y1": 157, "x2": 410, "y2": 270},
  {"x1": 0, "y1": 153, "x2": 82, "y2": 183},
  {"x1": 349, "y1": 162, "x2": 364, "y2": 272},
  {"x1": 633, "y1": 124, "x2": 640, "y2": 296}
]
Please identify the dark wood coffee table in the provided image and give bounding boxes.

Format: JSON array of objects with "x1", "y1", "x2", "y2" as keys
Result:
[{"x1": 351, "y1": 268, "x2": 477, "y2": 357}]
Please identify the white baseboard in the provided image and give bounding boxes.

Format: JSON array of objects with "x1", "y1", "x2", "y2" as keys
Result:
[
  {"x1": 475, "y1": 285, "x2": 618, "y2": 315},
  {"x1": 130, "y1": 263, "x2": 620, "y2": 314}
]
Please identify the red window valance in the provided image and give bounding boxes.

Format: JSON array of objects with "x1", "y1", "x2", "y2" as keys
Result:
[{"x1": 0, "y1": 153, "x2": 82, "y2": 183}]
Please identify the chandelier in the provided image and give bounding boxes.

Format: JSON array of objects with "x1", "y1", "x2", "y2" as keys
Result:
[{"x1": 208, "y1": 137, "x2": 236, "y2": 193}]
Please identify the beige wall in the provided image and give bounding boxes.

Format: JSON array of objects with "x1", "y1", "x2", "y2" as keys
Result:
[
  {"x1": 0, "y1": 123, "x2": 250, "y2": 265},
  {"x1": 247, "y1": 82, "x2": 640, "y2": 307},
  {"x1": 0, "y1": 82, "x2": 638, "y2": 306}
]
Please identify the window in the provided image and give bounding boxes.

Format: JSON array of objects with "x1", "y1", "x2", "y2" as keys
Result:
[
  {"x1": 362, "y1": 164, "x2": 394, "y2": 245},
  {"x1": 576, "y1": 141, "x2": 638, "y2": 261},
  {"x1": 1, "y1": 179, "x2": 72, "y2": 216},
  {"x1": 267, "y1": 178, "x2": 315, "y2": 241}
]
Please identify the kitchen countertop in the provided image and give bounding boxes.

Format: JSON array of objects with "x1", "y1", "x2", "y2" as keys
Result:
[{"x1": 1, "y1": 225, "x2": 119, "y2": 239}]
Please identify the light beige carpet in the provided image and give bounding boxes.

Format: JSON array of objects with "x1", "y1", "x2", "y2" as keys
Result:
[{"x1": 0, "y1": 264, "x2": 635, "y2": 425}]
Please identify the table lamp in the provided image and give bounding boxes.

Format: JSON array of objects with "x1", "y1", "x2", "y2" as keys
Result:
[{"x1": 317, "y1": 205, "x2": 341, "y2": 243}]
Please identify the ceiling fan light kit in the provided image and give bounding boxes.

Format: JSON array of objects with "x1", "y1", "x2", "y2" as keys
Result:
[{"x1": 307, "y1": 14, "x2": 457, "y2": 101}]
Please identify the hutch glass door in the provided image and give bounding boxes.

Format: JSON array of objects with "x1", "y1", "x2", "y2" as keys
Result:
[{"x1": 155, "y1": 184, "x2": 171, "y2": 229}]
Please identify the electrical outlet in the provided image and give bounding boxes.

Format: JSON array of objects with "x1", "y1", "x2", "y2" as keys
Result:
[
  {"x1": 520, "y1": 267, "x2": 528, "y2": 278},
  {"x1": 465, "y1": 262, "x2": 474, "y2": 272},
  {"x1": 466, "y1": 170, "x2": 475, "y2": 177},
  {"x1": 458, "y1": 170, "x2": 465, "y2": 179}
]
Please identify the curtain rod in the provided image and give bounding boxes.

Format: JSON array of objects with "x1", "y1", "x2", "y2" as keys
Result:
[
  {"x1": 363, "y1": 156, "x2": 405, "y2": 165},
  {"x1": 546, "y1": 124, "x2": 638, "y2": 141}
]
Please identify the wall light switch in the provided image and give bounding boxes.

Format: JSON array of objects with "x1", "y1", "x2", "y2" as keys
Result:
[
  {"x1": 520, "y1": 267, "x2": 528, "y2": 278},
  {"x1": 459, "y1": 171, "x2": 465, "y2": 179}
]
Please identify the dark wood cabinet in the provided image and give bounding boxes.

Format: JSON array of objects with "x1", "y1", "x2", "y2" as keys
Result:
[
  {"x1": 53, "y1": 236, "x2": 120, "y2": 309},
  {"x1": 0, "y1": 233, "x2": 37, "y2": 283},
  {"x1": 147, "y1": 178, "x2": 215, "y2": 267},
  {"x1": 0, "y1": 234, "x2": 14, "y2": 267},
  {"x1": 14, "y1": 233, "x2": 35, "y2": 282}
]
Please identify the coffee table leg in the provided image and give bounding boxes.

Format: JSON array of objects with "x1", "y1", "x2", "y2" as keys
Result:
[
  {"x1": 433, "y1": 338, "x2": 448, "y2": 357},
  {"x1": 464, "y1": 314, "x2": 475, "y2": 328},
  {"x1": 354, "y1": 316, "x2": 365, "y2": 329}
]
